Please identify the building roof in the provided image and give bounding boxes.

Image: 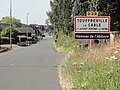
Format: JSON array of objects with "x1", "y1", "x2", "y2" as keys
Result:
[
  {"x1": 38, "y1": 29, "x2": 44, "y2": 35},
  {"x1": 30, "y1": 24, "x2": 49, "y2": 31},
  {"x1": 17, "y1": 27, "x2": 35, "y2": 33}
]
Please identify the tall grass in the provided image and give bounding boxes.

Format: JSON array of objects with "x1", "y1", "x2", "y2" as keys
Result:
[
  {"x1": 53, "y1": 32, "x2": 78, "y2": 53},
  {"x1": 59, "y1": 45, "x2": 120, "y2": 90}
]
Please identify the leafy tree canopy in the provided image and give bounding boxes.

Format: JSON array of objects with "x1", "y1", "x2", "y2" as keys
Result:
[
  {"x1": 47, "y1": 0, "x2": 120, "y2": 35},
  {"x1": 1, "y1": 27, "x2": 18, "y2": 39},
  {"x1": 0, "y1": 16, "x2": 22, "y2": 28}
]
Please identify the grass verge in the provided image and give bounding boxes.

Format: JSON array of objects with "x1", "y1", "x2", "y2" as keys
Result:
[
  {"x1": 53, "y1": 34, "x2": 120, "y2": 90},
  {"x1": 59, "y1": 48, "x2": 120, "y2": 90},
  {"x1": 53, "y1": 33, "x2": 78, "y2": 53}
]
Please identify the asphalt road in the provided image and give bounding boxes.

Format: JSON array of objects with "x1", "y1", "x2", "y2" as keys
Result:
[{"x1": 0, "y1": 36, "x2": 63, "y2": 90}]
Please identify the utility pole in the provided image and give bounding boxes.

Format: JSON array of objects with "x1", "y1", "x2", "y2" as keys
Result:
[
  {"x1": 26, "y1": 13, "x2": 29, "y2": 45},
  {"x1": 10, "y1": 0, "x2": 12, "y2": 49},
  {"x1": 0, "y1": 30, "x2": 1, "y2": 48}
]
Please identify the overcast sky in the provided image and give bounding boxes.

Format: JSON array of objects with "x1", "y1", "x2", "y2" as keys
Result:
[{"x1": 0, "y1": 0, "x2": 51, "y2": 25}]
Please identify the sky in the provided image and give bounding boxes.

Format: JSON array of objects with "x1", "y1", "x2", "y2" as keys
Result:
[{"x1": 0, "y1": 0, "x2": 51, "y2": 25}]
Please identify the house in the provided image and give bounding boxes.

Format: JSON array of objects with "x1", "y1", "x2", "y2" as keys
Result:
[
  {"x1": 38, "y1": 25, "x2": 48, "y2": 32},
  {"x1": 30, "y1": 24, "x2": 45, "y2": 41},
  {"x1": 17, "y1": 27, "x2": 35, "y2": 45}
]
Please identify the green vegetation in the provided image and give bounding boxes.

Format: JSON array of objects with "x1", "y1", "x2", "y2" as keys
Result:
[
  {"x1": 47, "y1": 0, "x2": 120, "y2": 35},
  {"x1": 52, "y1": 30, "x2": 120, "y2": 90},
  {"x1": 0, "y1": 16, "x2": 23, "y2": 44},
  {"x1": 47, "y1": 0, "x2": 120, "y2": 90},
  {"x1": 0, "y1": 16, "x2": 26, "y2": 40},
  {"x1": 0, "y1": 16, "x2": 22, "y2": 27},
  {"x1": 52, "y1": 31, "x2": 120, "y2": 90},
  {"x1": 53, "y1": 32, "x2": 78, "y2": 53},
  {"x1": 59, "y1": 47, "x2": 120, "y2": 90},
  {"x1": 0, "y1": 27, "x2": 18, "y2": 44},
  {"x1": 47, "y1": 0, "x2": 73, "y2": 35},
  {"x1": 1, "y1": 27, "x2": 18, "y2": 38}
]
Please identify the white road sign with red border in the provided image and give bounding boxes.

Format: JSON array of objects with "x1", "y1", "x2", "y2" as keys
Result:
[
  {"x1": 74, "y1": 16, "x2": 110, "y2": 39},
  {"x1": 74, "y1": 16, "x2": 110, "y2": 33}
]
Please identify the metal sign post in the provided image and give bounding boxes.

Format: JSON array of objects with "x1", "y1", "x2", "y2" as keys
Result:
[
  {"x1": 87, "y1": 11, "x2": 98, "y2": 49},
  {"x1": 101, "y1": 39, "x2": 105, "y2": 48}
]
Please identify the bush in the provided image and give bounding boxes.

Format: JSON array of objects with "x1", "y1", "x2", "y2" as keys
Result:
[
  {"x1": 1, "y1": 27, "x2": 18, "y2": 40},
  {"x1": 0, "y1": 37, "x2": 16, "y2": 44}
]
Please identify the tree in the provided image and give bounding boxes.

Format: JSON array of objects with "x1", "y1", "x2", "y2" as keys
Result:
[
  {"x1": 0, "y1": 16, "x2": 22, "y2": 28},
  {"x1": 1, "y1": 27, "x2": 18, "y2": 39},
  {"x1": 47, "y1": 1, "x2": 58, "y2": 31},
  {"x1": 47, "y1": 0, "x2": 74, "y2": 35},
  {"x1": 47, "y1": 0, "x2": 120, "y2": 36},
  {"x1": 97, "y1": 0, "x2": 120, "y2": 30}
]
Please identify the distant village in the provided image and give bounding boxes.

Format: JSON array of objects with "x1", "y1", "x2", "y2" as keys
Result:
[{"x1": 0, "y1": 22, "x2": 50, "y2": 46}]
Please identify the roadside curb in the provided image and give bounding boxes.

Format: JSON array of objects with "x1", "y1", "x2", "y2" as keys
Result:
[{"x1": 0, "y1": 47, "x2": 10, "y2": 53}]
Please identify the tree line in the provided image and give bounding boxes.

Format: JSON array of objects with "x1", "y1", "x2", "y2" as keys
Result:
[
  {"x1": 0, "y1": 17, "x2": 26, "y2": 44},
  {"x1": 47, "y1": 0, "x2": 120, "y2": 35}
]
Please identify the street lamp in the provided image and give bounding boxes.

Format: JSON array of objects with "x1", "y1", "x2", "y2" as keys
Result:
[
  {"x1": 10, "y1": 0, "x2": 12, "y2": 49},
  {"x1": 26, "y1": 13, "x2": 29, "y2": 45},
  {"x1": 27, "y1": 13, "x2": 29, "y2": 26}
]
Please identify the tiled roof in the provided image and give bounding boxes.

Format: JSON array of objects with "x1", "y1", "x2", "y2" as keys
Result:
[{"x1": 17, "y1": 27, "x2": 35, "y2": 33}]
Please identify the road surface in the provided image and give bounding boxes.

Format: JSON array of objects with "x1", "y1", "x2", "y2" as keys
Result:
[{"x1": 0, "y1": 36, "x2": 63, "y2": 90}]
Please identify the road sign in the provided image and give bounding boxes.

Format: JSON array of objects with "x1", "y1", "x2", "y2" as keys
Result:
[
  {"x1": 74, "y1": 16, "x2": 110, "y2": 39},
  {"x1": 86, "y1": 11, "x2": 98, "y2": 16},
  {"x1": 75, "y1": 33, "x2": 110, "y2": 39}
]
